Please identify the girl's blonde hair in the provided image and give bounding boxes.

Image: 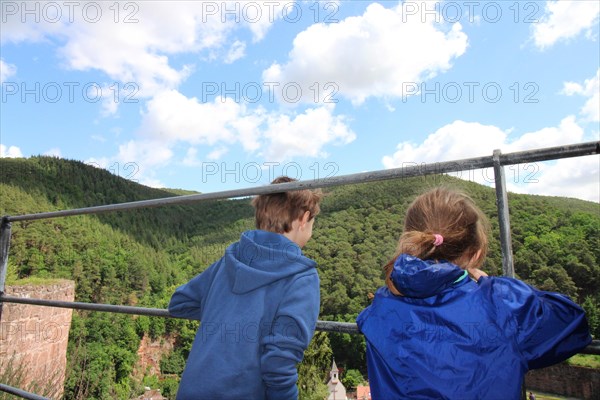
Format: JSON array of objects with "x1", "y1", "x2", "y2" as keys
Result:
[{"x1": 385, "y1": 187, "x2": 489, "y2": 295}]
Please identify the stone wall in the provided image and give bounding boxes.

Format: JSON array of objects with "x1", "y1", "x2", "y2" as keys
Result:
[
  {"x1": 525, "y1": 363, "x2": 600, "y2": 399},
  {"x1": 0, "y1": 280, "x2": 75, "y2": 399},
  {"x1": 133, "y1": 333, "x2": 176, "y2": 379}
]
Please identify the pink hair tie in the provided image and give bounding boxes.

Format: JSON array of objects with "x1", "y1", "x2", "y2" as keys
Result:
[{"x1": 433, "y1": 234, "x2": 444, "y2": 247}]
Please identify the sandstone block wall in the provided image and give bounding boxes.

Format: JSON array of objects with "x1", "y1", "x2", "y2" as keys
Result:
[
  {"x1": 525, "y1": 363, "x2": 600, "y2": 399},
  {"x1": 0, "y1": 280, "x2": 75, "y2": 399},
  {"x1": 133, "y1": 333, "x2": 176, "y2": 378}
]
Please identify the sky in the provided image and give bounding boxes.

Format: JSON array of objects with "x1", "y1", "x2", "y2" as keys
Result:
[{"x1": 1, "y1": 0, "x2": 599, "y2": 202}]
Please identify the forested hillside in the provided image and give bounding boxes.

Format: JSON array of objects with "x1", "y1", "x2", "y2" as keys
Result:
[{"x1": 1, "y1": 156, "x2": 598, "y2": 399}]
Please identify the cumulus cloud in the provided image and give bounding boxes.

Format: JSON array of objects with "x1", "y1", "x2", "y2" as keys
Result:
[
  {"x1": 507, "y1": 156, "x2": 599, "y2": 202},
  {"x1": 117, "y1": 139, "x2": 174, "y2": 168},
  {"x1": 263, "y1": 1, "x2": 468, "y2": 104},
  {"x1": 207, "y1": 146, "x2": 229, "y2": 160},
  {"x1": 182, "y1": 147, "x2": 200, "y2": 166},
  {"x1": 382, "y1": 117, "x2": 598, "y2": 202},
  {"x1": 85, "y1": 140, "x2": 173, "y2": 187},
  {"x1": 382, "y1": 121, "x2": 507, "y2": 169},
  {"x1": 85, "y1": 156, "x2": 111, "y2": 169},
  {"x1": 92, "y1": 88, "x2": 356, "y2": 187},
  {"x1": 261, "y1": 106, "x2": 356, "y2": 160},
  {"x1": 532, "y1": 0, "x2": 600, "y2": 49},
  {"x1": 1, "y1": 1, "x2": 284, "y2": 98},
  {"x1": 43, "y1": 148, "x2": 62, "y2": 157},
  {"x1": 561, "y1": 69, "x2": 600, "y2": 122},
  {"x1": 382, "y1": 117, "x2": 583, "y2": 167},
  {"x1": 0, "y1": 59, "x2": 17, "y2": 83},
  {"x1": 224, "y1": 40, "x2": 246, "y2": 64},
  {"x1": 138, "y1": 90, "x2": 244, "y2": 146},
  {"x1": 137, "y1": 90, "x2": 355, "y2": 161},
  {"x1": 0, "y1": 144, "x2": 23, "y2": 158}
]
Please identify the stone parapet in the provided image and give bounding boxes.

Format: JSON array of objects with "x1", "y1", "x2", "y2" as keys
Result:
[
  {"x1": 525, "y1": 363, "x2": 599, "y2": 399},
  {"x1": 0, "y1": 280, "x2": 75, "y2": 399}
]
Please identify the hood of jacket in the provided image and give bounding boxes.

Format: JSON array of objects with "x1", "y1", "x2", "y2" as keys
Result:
[
  {"x1": 390, "y1": 254, "x2": 466, "y2": 298},
  {"x1": 224, "y1": 230, "x2": 316, "y2": 294}
]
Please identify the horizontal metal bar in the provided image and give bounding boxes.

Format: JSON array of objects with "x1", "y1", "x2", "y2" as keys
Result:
[
  {"x1": 0, "y1": 295, "x2": 359, "y2": 334},
  {"x1": 4, "y1": 141, "x2": 598, "y2": 223},
  {"x1": 498, "y1": 141, "x2": 600, "y2": 165},
  {"x1": 3, "y1": 295, "x2": 600, "y2": 354},
  {"x1": 0, "y1": 384, "x2": 50, "y2": 400},
  {"x1": 316, "y1": 321, "x2": 359, "y2": 334},
  {"x1": 1, "y1": 295, "x2": 172, "y2": 317}
]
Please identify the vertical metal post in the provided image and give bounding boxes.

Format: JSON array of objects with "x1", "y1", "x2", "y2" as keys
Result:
[
  {"x1": 0, "y1": 217, "x2": 13, "y2": 320},
  {"x1": 492, "y1": 150, "x2": 515, "y2": 278}
]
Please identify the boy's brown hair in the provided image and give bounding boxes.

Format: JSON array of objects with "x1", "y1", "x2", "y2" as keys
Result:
[
  {"x1": 384, "y1": 187, "x2": 490, "y2": 295},
  {"x1": 251, "y1": 176, "x2": 323, "y2": 233}
]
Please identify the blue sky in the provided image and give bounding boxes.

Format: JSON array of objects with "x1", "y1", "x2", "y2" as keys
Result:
[{"x1": 1, "y1": 0, "x2": 599, "y2": 201}]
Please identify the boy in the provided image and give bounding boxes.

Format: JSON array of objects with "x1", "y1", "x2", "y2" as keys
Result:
[{"x1": 168, "y1": 176, "x2": 323, "y2": 400}]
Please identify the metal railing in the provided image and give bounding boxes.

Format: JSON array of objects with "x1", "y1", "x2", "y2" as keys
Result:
[{"x1": 1, "y1": 141, "x2": 599, "y2": 400}]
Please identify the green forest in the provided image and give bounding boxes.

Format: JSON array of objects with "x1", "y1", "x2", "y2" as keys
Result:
[{"x1": 1, "y1": 156, "x2": 599, "y2": 399}]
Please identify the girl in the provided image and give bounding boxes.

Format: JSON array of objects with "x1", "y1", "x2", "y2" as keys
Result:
[{"x1": 356, "y1": 187, "x2": 591, "y2": 399}]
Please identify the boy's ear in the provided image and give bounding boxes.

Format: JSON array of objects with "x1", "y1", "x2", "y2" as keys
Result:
[{"x1": 300, "y1": 210, "x2": 311, "y2": 225}]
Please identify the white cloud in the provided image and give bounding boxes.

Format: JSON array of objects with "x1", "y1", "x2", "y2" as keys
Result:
[
  {"x1": 532, "y1": 0, "x2": 600, "y2": 49},
  {"x1": 43, "y1": 148, "x2": 62, "y2": 157},
  {"x1": 182, "y1": 147, "x2": 200, "y2": 166},
  {"x1": 262, "y1": 106, "x2": 356, "y2": 161},
  {"x1": 182, "y1": 145, "x2": 228, "y2": 164},
  {"x1": 85, "y1": 140, "x2": 171, "y2": 187},
  {"x1": 242, "y1": 1, "x2": 289, "y2": 42},
  {"x1": 83, "y1": 140, "x2": 172, "y2": 187},
  {"x1": 506, "y1": 156, "x2": 599, "y2": 202},
  {"x1": 91, "y1": 134, "x2": 107, "y2": 142},
  {"x1": 382, "y1": 120, "x2": 507, "y2": 169},
  {"x1": 0, "y1": 2, "x2": 64, "y2": 44},
  {"x1": 137, "y1": 176, "x2": 165, "y2": 188},
  {"x1": 224, "y1": 40, "x2": 246, "y2": 64},
  {"x1": 383, "y1": 117, "x2": 584, "y2": 168},
  {"x1": 97, "y1": 89, "x2": 355, "y2": 185},
  {"x1": 137, "y1": 90, "x2": 355, "y2": 161},
  {"x1": 85, "y1": 156, "x2": 111, "y2": 169},
  {"x1": 229, "y1": 109, "x2": 266, "y2": 152},
  {"x1": 1, "y1": 1, "x2": 283, "y2": 97},
  {"x1": 117, "y1": 140, "x2": 173, "y2": 168},
  {"x1": 263, "y1": 2, "x2": 468, "y2": 104},
  {"x1": 561, "y1": 69, "x2": 600, "y2": 122},
  {"x1": 207, "y1": 146, "x2": 229, "y2": 160},
  {"x1": 0, "y1": 59, "x2": 17, "y2": 83},
  {"x1": 508, "y1": 116, "x2": 584, "y2": 150},
  {"x1": 0, "y1": 144, "x2": 23, "y2": 158},
  {"x1": 138, "y1": 90, "x2": 243, "y2": 146},
  {"x1": 382, "y1": 117, "x2": 598, "y2": 201}
]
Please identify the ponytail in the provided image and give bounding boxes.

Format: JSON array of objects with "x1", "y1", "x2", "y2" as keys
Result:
[{"x1": 383, "y1": 188, "x2": 489, "y2": 295}]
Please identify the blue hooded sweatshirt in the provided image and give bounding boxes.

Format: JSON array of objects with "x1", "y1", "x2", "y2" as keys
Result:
[
  {"x1": 356, "y1": 254, "x2": 591, "y2": 400},
  {"x1": 168, "y1": 230, "x2": 320, "y2": 400}
]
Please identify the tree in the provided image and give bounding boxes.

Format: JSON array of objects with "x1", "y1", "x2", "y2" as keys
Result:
[
  {"x1": 582, "y1": 296, "x2": 600, "y2": 338},
  {"x1": 342, "y1": 369, "x2": 365, "y2": 391},
  {"x1": 529, "y1": 265, "x2": 578, "y2": 298},
  {"x1": 298, "y1": 332, "x2": 332, "y2": 400}
]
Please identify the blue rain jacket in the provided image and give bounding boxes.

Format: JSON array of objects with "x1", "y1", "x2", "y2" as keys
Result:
[
  {"x1": 169, "y1": 230, "x2": 320, "y2": 400},
  {"x1": 356, "y1": 254, "x2": 591, "y2": 400}
]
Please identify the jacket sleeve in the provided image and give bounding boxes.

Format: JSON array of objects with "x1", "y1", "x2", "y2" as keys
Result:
[
  {"x1": 167, "y1": 260, "x2": 221, "y2": 320},
  {"x1": 491, "y1": 277, "x2": 592, "y2": 370},
  {"x1": 261, "y1": 273, "x2": 320, "y2": 400}
]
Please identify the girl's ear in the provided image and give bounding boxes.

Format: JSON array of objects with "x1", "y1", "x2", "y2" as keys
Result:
[{"x1": 459, "y1": 249, "x2": 483, "y2": 270}]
